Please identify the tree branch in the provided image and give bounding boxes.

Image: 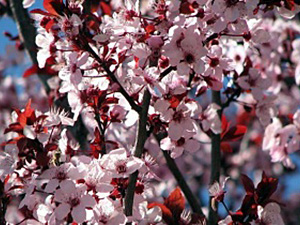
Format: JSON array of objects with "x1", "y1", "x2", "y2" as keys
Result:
[
  {"x1": 208, "y1": 90, "x2": 222, "y2": 225},
  {"x1": 124, "y1": 89, "x2": 151, "y2": 218},
  {"x1": 84, "y1": 43, "x2": 142, "y2": 113},
  {"x1": 0, "y1": 181, "x2": 8, "y2": 224},
  {"x1": 8, "y1": 0, "x2": 50, "y2": 94},
  {"x1": 154, "y1": 134, "x2": 205, "y2": 217}
]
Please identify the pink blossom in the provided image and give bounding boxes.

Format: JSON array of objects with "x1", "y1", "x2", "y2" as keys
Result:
[
  {"x1": 257, "y1": 203, "x2": 284, "y2": 225},
  {"x1": 93, "y1": 198, "x2": 127, "y2": 225},
  {"x1": 39, "y1": 163, "x2": 82, "y2": 193},
  {"x1": 238, "y1": 68, "x2": 271, "y2": 101},
  {"x1": 200, "y1": 103, "x2": 222, "y2": 134},
  {"x1": 53, "y1": 180, "x2": 96, "y2": 223},
  {"x1": 163, "y1": 25, "x2": 207, "y2": 75},
  {"x1": 100, "y1": 148, "x2": 144, "y2": 178},
  {"x1": 59, "y1": 52, "x2": 89, "y2": 93},
  {"x1": 155, "y1": 99, "x2": 197, "y2": 141},
  {"x1": 204, "y1": 45, "x2": 234, "y2": 81},
  {"x1": 160, "y1": 136, "x2": 200, "y2": 158}
]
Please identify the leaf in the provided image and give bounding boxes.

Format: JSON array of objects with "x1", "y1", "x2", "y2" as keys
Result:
[
  {"x1": 148, "y1": 203, "x2": 174, "y2": 225},
  {"x1": 221, "y1": 115, "x2": 230, "y2": 135},
  {"x1": 36, "y1": 151, "x2": 50, "y2": 167},
  {"x1": 240, "y1": 174, "x2": 255, "y2": 194},
  {"x1": 23, "y1": 64, "x2": 39, "y2": 78},
  {"x1": 284, "y1": 0, "x2": 295, "y2": 10},
  {"x1": 16, "y1": 99, "x2": 36, "y2": 127},
  {"x1": 221, "y1": 142, "x2": 232, "y2": 153},
  {"x1": 256, "y1": 172, "x2": 278, "y2": 204},
  {"x1": 164, "y1": 187, "x2": 185, "y2": 220},
  {"x1": 179, "y1": 2, "x2": 195, "y2": 14},
  {"x1": 222, "y1": 125, "x2": 247, "y2": 142},
  {"x1": 43, "y1": 0, "x2": 64, "y2": 16},
  {"x1": 4, "y1": 123, "x2": 23, "y2": 134},
  {"x1": 100, "y1": 2, "x2": 112, "y2": 16},
  {"x1": 30, "y1": 9, "x2": 54, "y2": 16}
]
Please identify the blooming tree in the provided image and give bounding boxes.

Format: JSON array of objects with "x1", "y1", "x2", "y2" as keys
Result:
[{"x1": 0, "y1": 0, "x2": 300, "y2": 224}]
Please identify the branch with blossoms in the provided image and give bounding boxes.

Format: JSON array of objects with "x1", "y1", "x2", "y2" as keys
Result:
[{"x1": 1, "y1": 0, "x2": 300, "y2": 224}]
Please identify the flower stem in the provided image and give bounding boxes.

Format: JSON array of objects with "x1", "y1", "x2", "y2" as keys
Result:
[
  {"x1": 208, "y1": 90, "x2": 222, "y2": 225},
  {"x1": 221, "y1": 201, "x2": 231, "y2": 215}
]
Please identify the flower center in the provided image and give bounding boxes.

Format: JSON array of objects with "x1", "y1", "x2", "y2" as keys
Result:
[
  {"x1": 185, "y1": 53, "x2": 195, "y2": 64},
  {"x1": 125, "y1": 10, "x2": 137, "y2": 21},
  {"x1": 69, "y1": 197, "x2": 80, "y2": 207},
  {"x1": 176, "y1": 137, "x2": 186, "y2": 146},
  {"x1": 225, "y1": 0, "x2": 239, "y2": 7},
  {"x1": 99, "y1": 214, "x2": 109, "y2": 224},
  {"x1": 116, "y1": 161, "x2": 127, "y2": 174},
  {"x1": 209, "y1": 57, "x2": 219, "y2": 67},
  {"x1": 56, "y1": 171, "x2": 67, "y2": 181},
  {"x1": 173, "y1": 110, "x2": 184, "y2": 123}
]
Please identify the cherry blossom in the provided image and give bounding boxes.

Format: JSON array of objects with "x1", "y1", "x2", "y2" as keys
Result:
[
  {"x1": 93, "y1": 198, "x2": 127, "y2": 225},
  {"x1": 1, "y1": 0, "x2": 300, "y2": 224},
  {"x1": 238, "y1": 68, "x2": 271, "y2": 101},
  {"x1": 160, "y1": 136, "x2": 200, "y2": 158},
  {"x1": 163, "y1": 25, "x2": 207, "y2": 75},
  {"x1": 53, "y1": 180, "x2": 96, "y2": 223},
  {"x1": 100, "y1": 148, "x2": 144, "y2": 178}
]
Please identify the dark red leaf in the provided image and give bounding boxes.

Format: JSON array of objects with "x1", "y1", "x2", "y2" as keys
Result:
[
  {"x1": 145, "y1": 24, "x2": 155, "y2": 34},
  {"x1": 23, "y1": 64, "x2": 39, "y2": 78},
  {"x1": 240, "y1": 174, "x2": 255, "y2": 194},
  {"x1": 179, "y1": 2, "x2": 195, "y2": 14},
  {"x1": 36, "y1": 151, "x2": 50, "y2": 167},
  {"x1": 221, "y1": 142, "x2": 232, "y2": 153},
  {"x1": 16, "y1": 99, "x2": 36, "y2": 127},
  {"x1": 105, "y1": 97, "x2": 119, "y2": 104},
  {"x1": 45, "y1": 143, "x2": 58, "y2": 152},
  {"x1": 164, "y1": 187, "x2": 185, "y2": 220},
  {"x1": 4, "y1": 123, "x2": 23, "y2": 134},
  {"x1": 43, "y1": 0, "x2": 64, "y2": 16},
  {"x1": 118, "y1": 50, "x2": 127, "y2": 63},
  {"x1": 30, "y1": 9, "x2": 54, "y2": 16},
  {"x1": 100, "y1": 2, "x2": 112, "y2": 16},
  {"x1": 284, "y1": 0, "x2": 295, "y2": 10},
  {"x1": 256, "y1": 172, "x2": 278, "y2": 204},
  {"x1": 148, "y1": 203, "x2": 174, "y2": 225},
  {"x1": 221, "y1": 115, "x2": 230, "y2": 136},
  {"x1": 222, "y1": 125, "x2": 247, "y2": 142}
]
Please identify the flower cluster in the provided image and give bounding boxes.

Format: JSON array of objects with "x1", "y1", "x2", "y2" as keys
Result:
[{"x1": 1, "y1": 0, "x2": 300, "y2": 224}]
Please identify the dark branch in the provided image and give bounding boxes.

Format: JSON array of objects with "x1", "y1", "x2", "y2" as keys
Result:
[
  {"x1": 8, "y1": 0, "x2": 51, "y2": 94},
  {"x1": 124, "y1": 89, "x2": 151, "y2": 218},
  {"x1": 154, "y1": 133, "x2": 205, "y2": 217},
  {"x1": 208, "y1": 90, "x2": 222, "y2": 225}
]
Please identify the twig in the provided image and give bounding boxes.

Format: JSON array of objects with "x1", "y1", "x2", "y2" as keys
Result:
[
  {"x1": 159, "y1": 66, "x2": 176, "y2": 81},
  {"x1": 95, "y1": 112, "x2": 107, "y2": 155},
  {"x1": 154, "y1": 134, "x2": 205, "y2": 217},
  {"x1": 84, "y1": 43, "x2": 142, "y2": 113}
]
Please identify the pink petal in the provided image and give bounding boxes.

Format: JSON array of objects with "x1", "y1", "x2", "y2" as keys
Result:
[
  {"x1": 168, "y1": 121, "x2": 184, "y2": 141},
  {"x1": 72, "y1": 205, "x2": 86, "y2": 224},
  {"x1": 184, "y1": 139, "x2": 200, "y2": 153},
  {"x1": 55, "y1": 203, "x2": 70, "y2": 220}
]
